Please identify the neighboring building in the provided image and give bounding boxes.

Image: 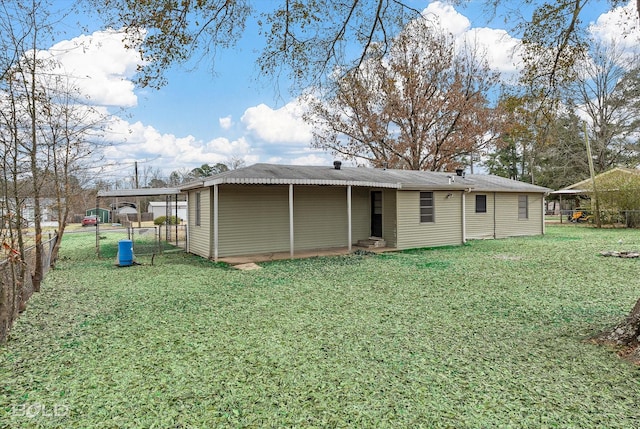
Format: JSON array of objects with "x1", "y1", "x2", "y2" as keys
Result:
[
  {"x1": 148, "y1": 201, "x2": 187, "y2": 221},
  {"x1": 181, "y1": 163, "x2": 550, "y2": 260},
  {"x1": 552, "y1": 167, "x2": 640, "y2": 224},
  {"x1": 86, "y1": 207, "x2": 110, "y2": 224},
  {"x1": 552, "y1": 167, "x2": 640, "y2": 207},
  {"x1": 17, "y1": 198, "x2": 61, "y2": 224}
]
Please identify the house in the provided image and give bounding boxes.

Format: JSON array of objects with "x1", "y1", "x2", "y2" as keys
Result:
[
  {"x1": 181, "y1": 163, "x2": 550, "y2": 260},
  {"x1": 552, "y1": 167, "x2": 640, "y2": 224},
  {"x1": 2, "y1": 198, "x2": 61, "y2": 227},
  {"x1": 553, "y1": 167, "x2": 640, "y2": 199},
  {"x1": 148, "y1": 201, "x2": 187, "y2": 221}
]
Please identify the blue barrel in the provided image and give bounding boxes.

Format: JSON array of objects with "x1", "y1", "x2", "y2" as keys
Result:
[{"x1": 117, "y1": 240, "x2": 134, "y2": 266}]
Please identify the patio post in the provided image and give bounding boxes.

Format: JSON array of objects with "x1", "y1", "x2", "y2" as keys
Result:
[
  {"x1": 213, "y1": 184, "x2": 219, "y2": 260},
  {"x1": 347, "y1": 186, "x2": 352, "y2": 251},
  {"x1": 461, "y1": 191, "x2": 466, "y2": 243},
  {"x1": 289, "y1": 184, "x2": 294, "y2": 258}
]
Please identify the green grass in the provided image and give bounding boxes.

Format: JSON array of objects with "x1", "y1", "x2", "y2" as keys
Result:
[{"x1": 2, "y1": 226, "x2": 640, "y2": 428}]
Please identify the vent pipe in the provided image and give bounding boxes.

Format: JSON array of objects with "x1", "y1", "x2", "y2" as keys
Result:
[
  {"x1": 333, "y1": 161, "x2": 342, "y2": 170},
  {"x1": 456, "y1": 168, "x2": 464, "y2": 177}
]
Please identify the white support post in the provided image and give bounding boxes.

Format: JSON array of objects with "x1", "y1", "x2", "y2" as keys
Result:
[
  {"x1": 541, "y1": 195, "x2": 546, "y2": 235},
  {"x1": 347, "y1": 186, "x2": 352, "y2": 251},
  {"x1": 289, "y1": 184, "x2": 294, "y2": 258},
  {"x1": 213, "y1": 185, "x2": 219, "y2": 260},
  {"x1": 461, "y1": 191, "x2": 467, "y2": 243},
  {"x1": 185, "y1": 193, "x2": 190, "y2": 253}
]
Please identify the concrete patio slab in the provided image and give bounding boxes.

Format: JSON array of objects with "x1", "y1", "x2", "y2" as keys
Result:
[{"x1": 218, "y1": 246, "x2": 397, "y2": 265}]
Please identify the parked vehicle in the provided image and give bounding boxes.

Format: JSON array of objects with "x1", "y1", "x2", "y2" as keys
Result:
[{"x1": 81, "y1": 215, "x2": 98, "y2": 226}]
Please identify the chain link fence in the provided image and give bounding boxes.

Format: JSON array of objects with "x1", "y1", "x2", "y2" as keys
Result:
[
  {"x1": 559, "y1": 209, "x2": 640, "y2": 228},
  {"x1": 97, "y1": 225, "x2": 187, "y2": 262},
  {"x1": 1, "y1": 234, "x2": 57, "y2": 343}
]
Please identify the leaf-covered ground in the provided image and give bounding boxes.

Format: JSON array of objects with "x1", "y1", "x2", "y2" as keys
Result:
[{"x1": 1, "y1": 226, "x2": 640, "y2": 428}]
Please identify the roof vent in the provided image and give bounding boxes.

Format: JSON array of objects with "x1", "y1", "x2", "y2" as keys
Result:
[
  {"x1": 333, "y1": 160, "x2": 342, "y2": 170},
  {"x1": 456, "y1": 168, "x2": 464, "y2": 177}
]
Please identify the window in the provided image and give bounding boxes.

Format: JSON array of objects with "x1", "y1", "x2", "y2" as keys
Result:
[
  {"x1": 518, "y1": 195, "x2": 528, "y2": 219},
  {"x1": 475, "y1": 195, "x2": 487, "y2": 213},
  {"x1": 420, "y1": 191, "x2": 434, "y2": 223},
  {"x1": 195, "y1": 191, "x2": 201, "y2": 226}
]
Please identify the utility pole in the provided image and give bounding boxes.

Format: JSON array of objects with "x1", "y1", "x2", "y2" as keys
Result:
[
  {"x1": 135, "y1": 161, "x2": 141, "y2": 228},
  {"x1": 584, "y1": 122, "x2": 601, "y2": 228}
]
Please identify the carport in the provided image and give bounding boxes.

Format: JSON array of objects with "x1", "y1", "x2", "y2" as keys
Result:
[{"x1": 95, "y1": 187, "x2": 184, "y2": 257}]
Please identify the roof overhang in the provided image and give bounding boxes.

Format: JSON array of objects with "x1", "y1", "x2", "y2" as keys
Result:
[
  {"x1": 97, "y1": 188, "x2": 182, "y2": 198},
  {"x1": 550, "y1": 189, "x2": 589, "y2": 195},
  {"x1": 197, "y1": 177, "x2": 402, "y2": 189}
]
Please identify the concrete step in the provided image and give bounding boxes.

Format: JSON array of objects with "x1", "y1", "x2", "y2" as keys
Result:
[{"x1": 357, "y1": 237, "x2": 387, "y2": 248}]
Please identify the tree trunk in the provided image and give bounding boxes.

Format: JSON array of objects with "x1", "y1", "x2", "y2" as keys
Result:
[
  {"x1": 593, "y1": 298, "x2": 640, "y2": 361},
  {"x1": 49, "y1": 224, "x2": 64, "y2": 268}
]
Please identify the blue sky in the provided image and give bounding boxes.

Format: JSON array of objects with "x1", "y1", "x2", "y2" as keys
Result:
[{"x1": 43, "y1": 0, "x2": 639, "y2": 184}]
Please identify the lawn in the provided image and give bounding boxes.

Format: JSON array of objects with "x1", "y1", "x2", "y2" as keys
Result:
[{"x1": 1, "y1": 225, "x2": 640, "y2": 428}]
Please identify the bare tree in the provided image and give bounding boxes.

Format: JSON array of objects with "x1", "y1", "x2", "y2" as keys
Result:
[
  {"x1": 38, "y1": 73, "x2": 108, "y2": 264},
  {"x1": 0, "y1": 0, "x2": 50, "y2": 340},
  {"x1": 305, "y1": 17, "x2": 501, "y2": 171},
  {"x1": 567, "y1": 39, "x2": 640, "y2": 172}
]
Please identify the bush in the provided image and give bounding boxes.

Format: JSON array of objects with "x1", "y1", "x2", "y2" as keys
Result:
[{"x1": 153, "y1": 215, "x2": 181, "y2": 225}]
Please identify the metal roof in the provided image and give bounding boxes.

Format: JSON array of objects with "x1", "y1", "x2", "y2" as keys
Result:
[
  {"x1": 552, "y1": 167, "x2": 640, "y2": 195},
  {"x1": 97, "y1": 188, "x2": 182, "y2": 198},
  {"x1": 180, "y1": 163, "x2": 551, "y2": 193}
]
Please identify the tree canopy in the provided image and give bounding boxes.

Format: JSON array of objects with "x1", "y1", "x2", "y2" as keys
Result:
[
  {"x1": 305, "y1": 17, "x2": 501, "y2": 170},
  {"x1": 89, "y1": 0, "x2": 639, "y2": 93}
]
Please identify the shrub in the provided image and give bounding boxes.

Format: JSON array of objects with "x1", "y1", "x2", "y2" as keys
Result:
[{"x1": 153, "y1": 215, "x2": 181, "y2": 225}]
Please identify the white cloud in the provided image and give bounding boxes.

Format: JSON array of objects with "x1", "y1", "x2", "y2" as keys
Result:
[
  {"x1": 219, "y1": 115, "x2": 233, "y2": 130},
  {"x1": 241, "y1": 101, "x2": 312, "y2": 144},
  {"x1": 42, "y1": 29, "x2": 142, "y2": 107},
  {"x1": 423, "y1": 2, "x2": 470, "y2": 36},
  {"x1": 468, "y1": 28, "x2": 523, "y2": 74},
  {"x1": 98, "y1": 117, "x2": 255, "y2": 175},
  {"x1": 290, "y1": 154, "x2": 333, "y2": 166},
  {"x1": 420, "y1": 2, "x2": 523, "y2": 77},
  {"x1": 204, "y1": 136, "x2": 251, "y2": 155},
  {"x1": 589, "y1": 0, "x2": 640, "y2": 52}
]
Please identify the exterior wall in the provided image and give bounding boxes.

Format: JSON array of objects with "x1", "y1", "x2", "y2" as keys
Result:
[
  {"x1": 494, "y1": 192, "x2": 544, "y2": 238},
  {"x1": 382, "y1": 189, "x2": 397, "y2": 247},
  {"x1": 187, "y1": 188, "x2": 211, "y2": 259},
  {"x1": 217, "y1": 185, "x2": 290, "y2": 257},
  {"x1": 215, "y1": 185, "x2": 372, "y2": 257},
  {"x1": 293, "y1": 186, "x2": 347, "y2": 250},
  {"x1": 396, "y1": 190, "x2": 463, "y2": 250},
  {"x1": 351, "y1": 187, "x2": 371, "y2": 244},
  {"x1": 465, "y1": 192, "x2": 496, "y2": 240}
]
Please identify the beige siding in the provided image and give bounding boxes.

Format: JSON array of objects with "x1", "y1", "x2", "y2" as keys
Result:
[
  {"x1": 465, "y1": 192, "x2": 496, "y2": 240},
  {"x1": 187, "y1": 188, "x2": 211, "y2": 258},
  {"x1": 396, "y1": 190, "x2": 463, "y2": 250},
  {"x1": 217, "y1": 185, "x2": 290, "y2": 257},
  {"x1": 293, "y1": 186, "x2": 351, "y2": 250},
  {"x1": 383, "y1": 189, "x2": 397, "y2": 247},
  {"x1": 215, "y1": 185, "x2": 373, "y2": 257},
  {"x1": 494, "y1": 192, "x2": 544, "y2": 238},
  {"x1": 351, "y1": 187, "x2": 371, "y2": 244}
]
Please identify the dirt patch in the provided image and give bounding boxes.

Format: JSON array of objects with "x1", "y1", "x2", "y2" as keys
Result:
[
  {"x1": 232, "y1": 262, "x2": 262, "y2": 271},
  {"x1": 494, "y1": 254, "x2": 522, "y2": 261},
  {"x1": 588, "y1": 338, "x2": 640, "y2": 366},
  {"x1": 589, "y1": 297, "x2": 640, "y2": 365}
]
